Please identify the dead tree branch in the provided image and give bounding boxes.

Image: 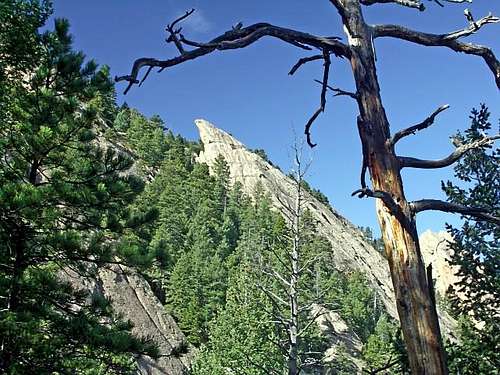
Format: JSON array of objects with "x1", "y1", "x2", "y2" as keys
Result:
[
  {"x1": 289, "y1": 54, "x2": 324, "y2": 75},
  {"x1": 361, "y1": 0, "x2": 472, "y2": 11},
  {"x1": 116, "y1": 19, "x2": 349, "y2": 94},
  {"x1": 410, "y1": 200, "x2": 500, "y2": 224},
  {"x1": 373, "y1": 13, "x2": 500, "y2": 88},
  {"x1": 399, "y1": 134, "x2": 500, "y2": 169},
  {"x1": 117, "y1": 12, "x2": 349, "y2": 145},
  {"x1": 360, "y1": 0, "x2": 425, "y2": 11},
  {"x1": 257, "y1": 283, "x2": 289, "y2": 307},
  {"x1": 313, "y1": 79, "x2": 358, "y2": 99},
  {"x1": 389, "y1": 104, "x2": 449, "y2": 147},
  {"x1": 352, "y1": 188, "x2": 402, "y2": 215},
  {"x1": 165, "y1": 8, "x2": 195, "y2": 54},
  {"x1": 363, "y1": 355, "x2": 401, "y2": 374},
  {"x1": 304, "y1": 50, "x2": 331, "y2": 148},
  {"x1": 297, "y1": 307, "x2": 329, "y2": 338}
]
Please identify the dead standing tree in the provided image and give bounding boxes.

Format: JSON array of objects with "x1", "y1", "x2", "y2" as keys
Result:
[
  {"x1": 116, "y1": 1, "x2": 500, "y2": 373},
  {"x1": 255, "y1": 143, "x2": 332, "y2": 374}
]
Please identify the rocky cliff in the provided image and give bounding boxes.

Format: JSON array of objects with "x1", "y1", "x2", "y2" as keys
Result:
[
  {"x1": 64, "y1": 265, "x2": 195, "y2": 375},
  {"x1": 196, "y1": 119, "x2": 397, "y2": 317},
  {"x1": 195, "y1": 118, "x2": 457, "y2": 335}
]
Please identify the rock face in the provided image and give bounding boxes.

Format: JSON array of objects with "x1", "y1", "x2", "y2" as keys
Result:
[
  {"x1": 195, "y1": 119, "x2": 458, "y2": 334},
  {"x1": 64, "y1": 265, "x2": 195, "y2": 375},
  {"x1": 419, "y1": 230, "x2": 459, "y2": 299},
  {"x1": 195, "y1": 118, "x2": 398, "y2": 319},
  {"x1": 99, "y1": 265, "x2": 195, "y2": 374},
  {"x1": 311, "y1": 304, "x2": 364, "y2": 373}
]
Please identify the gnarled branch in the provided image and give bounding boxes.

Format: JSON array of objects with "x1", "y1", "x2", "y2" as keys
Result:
[
  {"x1": 432, "y1": 0, "x2": 472, "y2": 8},
  {"x1": 313, "y1": 79, "x2": 358, "y2": 99},
  {"x1": 389, "y1": 104, "x2": 449, "y2": 147},
  {"x1": 352, "y1": 187, "x2": 416, "y2": 232},
  {"x1": 304, "y1": 50, "x2": 331, "y2": 148},
  {"x1": 410, "y1": 199, "x2": 500, "y2": 224},
  {"x1": 351, "y1": 188, "x2": 403, "y2": 217},
  {"x1": 361, "y1": 0, "x2": 425, "y2": 11},
  {"x1": 399, "y1": 134, "x2": 500, "y2": 169},
  {"x1": 116, "y1": 18, "x2": 350, "y2": 94},
  {"x1": 165, "y1": 8, "x2": 195, "y2": 54},
  {"x1": 289, "y1": 54, "x2": 324, "y2": 75},
  {"x1": 373, "y1": 13, "x2": 500, "y2": 88}
]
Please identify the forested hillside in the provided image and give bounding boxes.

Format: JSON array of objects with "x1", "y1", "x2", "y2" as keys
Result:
[
  {"x1": 109, "y1": 104, "x2": 407, "y2": 373},
  {"x1": 1, "y1": 1, "x2": 498, "y2": 374}
]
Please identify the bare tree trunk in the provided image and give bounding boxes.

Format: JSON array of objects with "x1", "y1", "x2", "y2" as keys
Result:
[
  {"x1": 340, "y1": 2, "x2": 447, "y2": 373},
  {"x1": 288, "y1": 170, "x2": 301, "y2": 375}
]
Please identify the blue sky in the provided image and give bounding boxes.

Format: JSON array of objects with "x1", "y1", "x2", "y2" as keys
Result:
[{"x1": 51, "y1": 0, "x2": 499, "y2": 235}]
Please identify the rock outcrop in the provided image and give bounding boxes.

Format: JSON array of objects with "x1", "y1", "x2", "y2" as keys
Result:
[
  {"x1": 419, "y1": 230, "x2": 459, "y2": 299},
  {"x1": 195, "y1": 118, "x2": 398, "y2": 318},
  {"x1": 195, "y1": 118, "x2": 458, "y2": 335},
  {"x1": 99, "y1": 265, "x2": 195, "y2": 374},
  {"x1": 64, "y1": 265, "x2": 195, "y2": 375}
]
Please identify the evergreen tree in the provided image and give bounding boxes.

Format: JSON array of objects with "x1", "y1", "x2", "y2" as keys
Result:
[
  {"x1": 362, "y1": 314, "x2": 408, "y2": 374},
  {"x1": 112, "y1": 107, "x2": 169, "y2": 171},
  {"x1": 193, "y1": 264, "x2": 282, "y2": 375},
  {"x1": 443, "y1": 105, "x2": 500, "y2": 373},
  {"x1": 165, "y1": 157, "x2": 243, "y2": 345},
  {"x1": 335, "y1": 272, "x2": 381, "y2": 342},
  {"x1": 193, "y1": 192, "x2": 287, "y2": 373},
  {"x1": 0, "y1": 9, "x2": 156, "y2": 373}
]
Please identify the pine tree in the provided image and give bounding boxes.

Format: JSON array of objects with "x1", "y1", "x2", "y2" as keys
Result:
[
  {"x1": 0, "y1": 8, "x2": 156, "y2": 373},
  {"x1": 193, "y1": 265, "x2": 283, "y2": 375},
  {"x1": 443, "y1": 105, "x2": 500, "y2": 374},
  {"x1": 113, "y1": 107, "x2": 169, "y2": 171},
  {"x1": 362, "y1": 314, "x2": 408, "y2": 374},
  {"x1": 166, "y1": 157, "x2": 239, "y2": 345},
  {"x1": 193, "y1": 192, "x2": 287, "y2": 373}
]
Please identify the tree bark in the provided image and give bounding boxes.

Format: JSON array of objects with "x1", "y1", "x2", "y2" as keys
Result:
[
  {"x1": 340, "y1": 1, "x2": 447, "y2": 374},
  {"x1": 6, "y1": 228, "x2": 25, "y2": 312},
  {"x1": 288, "y1": 172, "x2": 301, "y2": 375}
]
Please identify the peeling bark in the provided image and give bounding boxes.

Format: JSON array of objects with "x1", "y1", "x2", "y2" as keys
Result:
[{"x1": 341, "y1": 1, "x2": 447, "y2": 373}]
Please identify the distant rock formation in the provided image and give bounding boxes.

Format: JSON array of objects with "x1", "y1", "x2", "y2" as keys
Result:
[
  {"x1": 196, "y1": 118, "x2": 397, "y2": 317},
  {"x1": 419, "y1": 230, "x2": 459, "y2": 299},
  {"x1": 195, "y1": 118, "x2": 458, "y2": 336}
]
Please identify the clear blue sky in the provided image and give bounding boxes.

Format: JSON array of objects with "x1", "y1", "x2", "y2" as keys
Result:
[{"x1": 51, "y1": 0, "x2": 499, "y2": 235}]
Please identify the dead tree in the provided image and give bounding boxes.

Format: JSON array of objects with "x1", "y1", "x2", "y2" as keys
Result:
[
  {"x1": 256, "y1": 144, "x2": 331, "y2": 374},
  {"x1": 116, "y1": 2, "x2": 500, "y2": 373}
]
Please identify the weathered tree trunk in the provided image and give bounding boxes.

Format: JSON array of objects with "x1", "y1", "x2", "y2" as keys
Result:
[
  {"x1": 341, "y1": 2, "x2": 447, "y2": 374},
  {"x1": 288, "y1": 175, "x2": 301, "y2": 375}
]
